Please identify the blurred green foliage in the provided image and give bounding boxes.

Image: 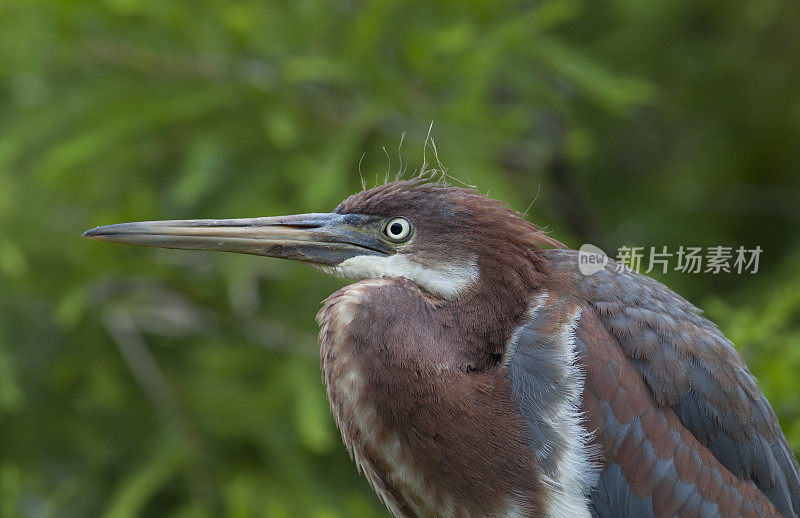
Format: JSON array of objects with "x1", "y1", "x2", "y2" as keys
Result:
[{"x1": 0, "y1": 0, "x2": 799, "y2": 516}]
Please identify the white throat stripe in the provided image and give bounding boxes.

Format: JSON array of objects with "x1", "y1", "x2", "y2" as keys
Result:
[{"x1": 323, "y1": 254, "x2": 479, "y2": 300}]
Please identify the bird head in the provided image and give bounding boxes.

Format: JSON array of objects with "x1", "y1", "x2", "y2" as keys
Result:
[{"x1": 84, "y1": 179, "x2": 562, "y2": 300}]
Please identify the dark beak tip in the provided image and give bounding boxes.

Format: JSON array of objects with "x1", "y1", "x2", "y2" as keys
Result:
[
  {"x1": 82, "y1": 227, "x2": 100, "y2": 239},
  {"x1": 83, "y1": 226, "x2": 115, "y2": 240}
]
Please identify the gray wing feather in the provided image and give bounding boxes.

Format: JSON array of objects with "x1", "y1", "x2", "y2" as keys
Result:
[
  {"x1": 589, "y1": 463, "x2": 655, "y2": 518},
  {"x1": 546, "y1": 248, "x2": 800, "y2": 517}
]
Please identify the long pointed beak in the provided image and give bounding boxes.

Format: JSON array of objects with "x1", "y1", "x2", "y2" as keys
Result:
[{"x1": 82, "y1": 213, "x2": 392, "y2": 266}]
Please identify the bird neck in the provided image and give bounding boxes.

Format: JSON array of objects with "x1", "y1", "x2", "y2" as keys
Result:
[{"x1": 442, "y1": 247, "x2": 549, "y2": 368}]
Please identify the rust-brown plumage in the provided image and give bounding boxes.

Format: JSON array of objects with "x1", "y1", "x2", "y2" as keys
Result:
[{"x1": 84, "y1": 179, "x2": 800, "y2": 517}]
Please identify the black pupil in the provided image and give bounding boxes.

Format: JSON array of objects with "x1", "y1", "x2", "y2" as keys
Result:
[{"x1": 390, "y1": 222, "x2": 404, "y2": 236}]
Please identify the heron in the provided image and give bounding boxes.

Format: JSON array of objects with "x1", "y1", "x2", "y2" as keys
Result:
[{"x1": 84, "y1": 178, "x2": 800, "y2": 517}]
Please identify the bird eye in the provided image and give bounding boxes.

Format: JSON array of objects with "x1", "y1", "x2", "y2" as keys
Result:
[{"x1": 383, "y1": 217, "x2": 412, "y2": 242}]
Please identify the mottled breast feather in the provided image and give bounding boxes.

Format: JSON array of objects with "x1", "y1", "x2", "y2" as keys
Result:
[
  {"x1": 317, "y1": 277, "x2": 546, "y2": 518},
  {"x1": 544, "y1": 248, "x2": 799, "y2": 517}
]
